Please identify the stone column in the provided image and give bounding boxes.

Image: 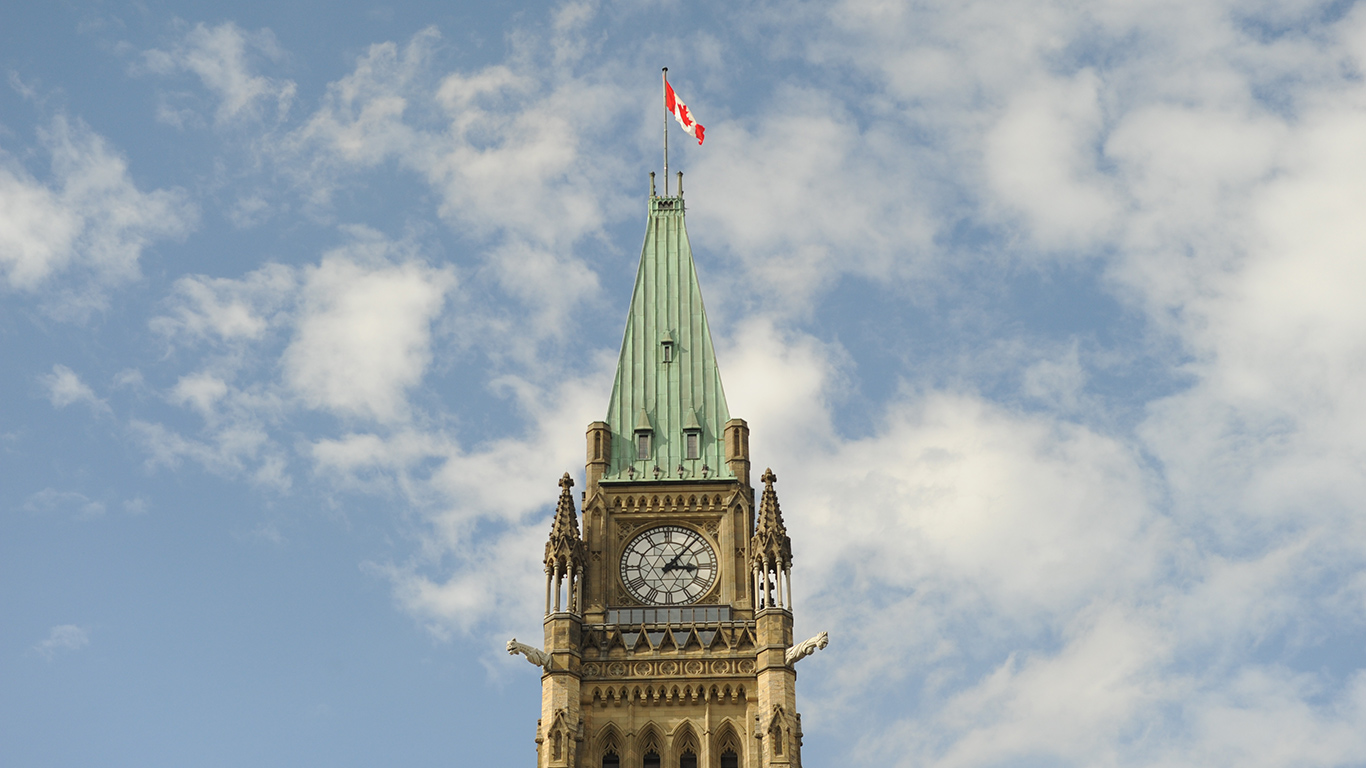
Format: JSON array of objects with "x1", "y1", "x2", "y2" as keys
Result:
[
  {"x1": 541, "y1": 612, "x2": 583, "y2": 768},
  {"x1": 754, "y1": 606, "x2": 796, "y2": 768}
]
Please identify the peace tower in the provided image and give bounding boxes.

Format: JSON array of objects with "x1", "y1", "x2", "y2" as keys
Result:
[{"x1": 507, "y1": 173, "x2": 828, "y2": 768}]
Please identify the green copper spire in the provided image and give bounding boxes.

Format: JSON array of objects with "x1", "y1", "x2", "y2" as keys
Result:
[{"x1": 603, "y1": 187, "x2": 732, "y2": 482}]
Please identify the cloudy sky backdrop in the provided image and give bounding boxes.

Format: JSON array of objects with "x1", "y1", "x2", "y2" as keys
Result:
[{"x1": 4, "y1": 0, "x2": 1366, "y2": 765}]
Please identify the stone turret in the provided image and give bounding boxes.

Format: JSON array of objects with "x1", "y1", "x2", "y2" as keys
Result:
[
  {"x1": 752, "y1": 469, "x2": 799, "y2": 767},
  {"x1": 541, "y1": 474, "x2": 587, "y2": 768},
  {"x1": 751, "y1": 468, "x2": 793, "y2": 598},
  {"x1": 544, "y1": 473, "x2": 586, "y2": 615}
]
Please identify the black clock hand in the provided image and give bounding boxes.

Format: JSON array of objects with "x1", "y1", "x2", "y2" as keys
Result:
[{"x1": 663, "y1": 552, "x2": 699, "y2": 574}]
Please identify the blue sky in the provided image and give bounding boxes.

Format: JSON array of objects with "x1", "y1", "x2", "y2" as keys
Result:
[{"x1": 4, "y1": 0, "x2": 1366, "y2": 765}]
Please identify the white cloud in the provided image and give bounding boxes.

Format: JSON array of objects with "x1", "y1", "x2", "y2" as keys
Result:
[
  {"x1": 138, "y1": 229, "x2": 458, "y2": 490},
  {"x1": 305, "y1": 358, "x2": 612, "y2": 638},
  {"x1": 0, "y1": 117, "x2": 195, "y2": 306},
  {"x1": 690, "y1": 86, "x2": 937, "y2": 307},
  {"x1": 130, "y1": 417, "x2": 283, "y2": 487},
  {"x1": 283, "y1": 239, "x2": 456, "y2": 423},
  {"x1": 288, "y1": 31, "x2": 431, "y2": 172},
  {"x1": 141, "y1": 22, "x2": 296, "y2": 126},
  {"x1": 284, "y1": 28, "x2": 631, "y2": 249},
  {"x1": 1180, "y1": 667, "x2": 1366, "y2": 767},
  {"x1": 908, "y1": 605, "x2": 1172, "y2": 768},
  {"x1": 33, "y1": 624, "x2": 90, "y2": 660},
  {"x1": 0, "y1": 158, "x2": 79, "y2": 287},
  {"x1": 22, "y1": 488, "x2": 106, "y2": 519},
  {"x1": 983, "y1": 71, "x2": 1119, "y2": 250},
  {"x1": 151, "y1": 262, "x2": 296, "y2": 343},
  {"x1": 41, "y1": 364, "x2": 109, "y2": 414},
  {"x1": 482, "y1": 239, "x2": 601, "y2": 342},
  {"x1": 170, "y1": 372, "x2": 230, "y2": 417}
]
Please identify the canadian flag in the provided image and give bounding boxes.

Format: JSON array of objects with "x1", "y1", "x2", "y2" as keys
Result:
[{"x1": 665, "y1": 81, "x2": 705, "y2": 145}]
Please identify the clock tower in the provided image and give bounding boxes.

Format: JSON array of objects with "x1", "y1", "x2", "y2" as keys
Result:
[{"x1": 508, "y1": 174, "x2": 827, "y2": 768}]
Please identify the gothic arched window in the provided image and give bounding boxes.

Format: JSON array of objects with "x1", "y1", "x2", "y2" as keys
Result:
[
  {"x1": 719, "y1": 751, "x2": 738, "y2": 768},
  {"x1": 644, "y1": 751, "x2": 661, "y2": 768}
]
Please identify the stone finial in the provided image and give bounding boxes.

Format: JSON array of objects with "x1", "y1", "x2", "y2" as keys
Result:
[
  {"x1": 545, "y1": 472, "x2": 586, "y2": 570},
  {"x1": 751, "y1": 467, "x2": 792, "y2": 569}
]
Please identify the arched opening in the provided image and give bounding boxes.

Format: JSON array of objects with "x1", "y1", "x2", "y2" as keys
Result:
[
  {"x1": 673, "y1": 721, "x2": 700, "y2": 768},
  {"x1": 714, "y1": 721, "x2": 742, "y2": 768},
  {"x1": 597, "y1": 723, "x2": 623, "y2": 768},
  {"x1": 639, "y1": 725, "x2": 663, "y2": 768}
]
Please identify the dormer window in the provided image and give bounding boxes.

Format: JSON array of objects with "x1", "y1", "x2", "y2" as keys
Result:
[
  {"x1": 684, "y1": 430, "x2": 700, "y2": 460},
  {"x1": 634, "y1": 408, "x2": 653, "y2": 461},
  {"x1": 660, "y1": 330, "x2": 675, "y2": 363},
  {"x1": 682, "y1": 409, "x2": 702, "y2": 460}
]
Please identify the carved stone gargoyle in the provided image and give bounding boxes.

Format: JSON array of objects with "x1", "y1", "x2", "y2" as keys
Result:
[
  {"x1": 785, "y1": 631, "x2": 829, "y2": 665},
  {"x1": 507, "y1": 638, "x2": 551, "y2": 669}
]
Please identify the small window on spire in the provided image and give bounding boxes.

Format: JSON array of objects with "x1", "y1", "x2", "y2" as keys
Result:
[
  {"x1": 660, "y1": 330, "x2": 675, "y2": 363},
  {"x1": 682, "y1": 409, "x2": 702, "y2": 460},
  {"x1": 634, "y1": 408, "x2": 653, "y2": 462}
]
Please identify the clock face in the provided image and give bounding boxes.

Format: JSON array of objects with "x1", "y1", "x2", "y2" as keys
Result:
[{"x1": 619, "y1": 525, "x2": 718, "y2": 605}]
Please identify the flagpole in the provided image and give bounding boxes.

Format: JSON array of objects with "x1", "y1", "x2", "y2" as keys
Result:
[{"x1": 662, "y1": 67, "x2": 669, "y2": 196}]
